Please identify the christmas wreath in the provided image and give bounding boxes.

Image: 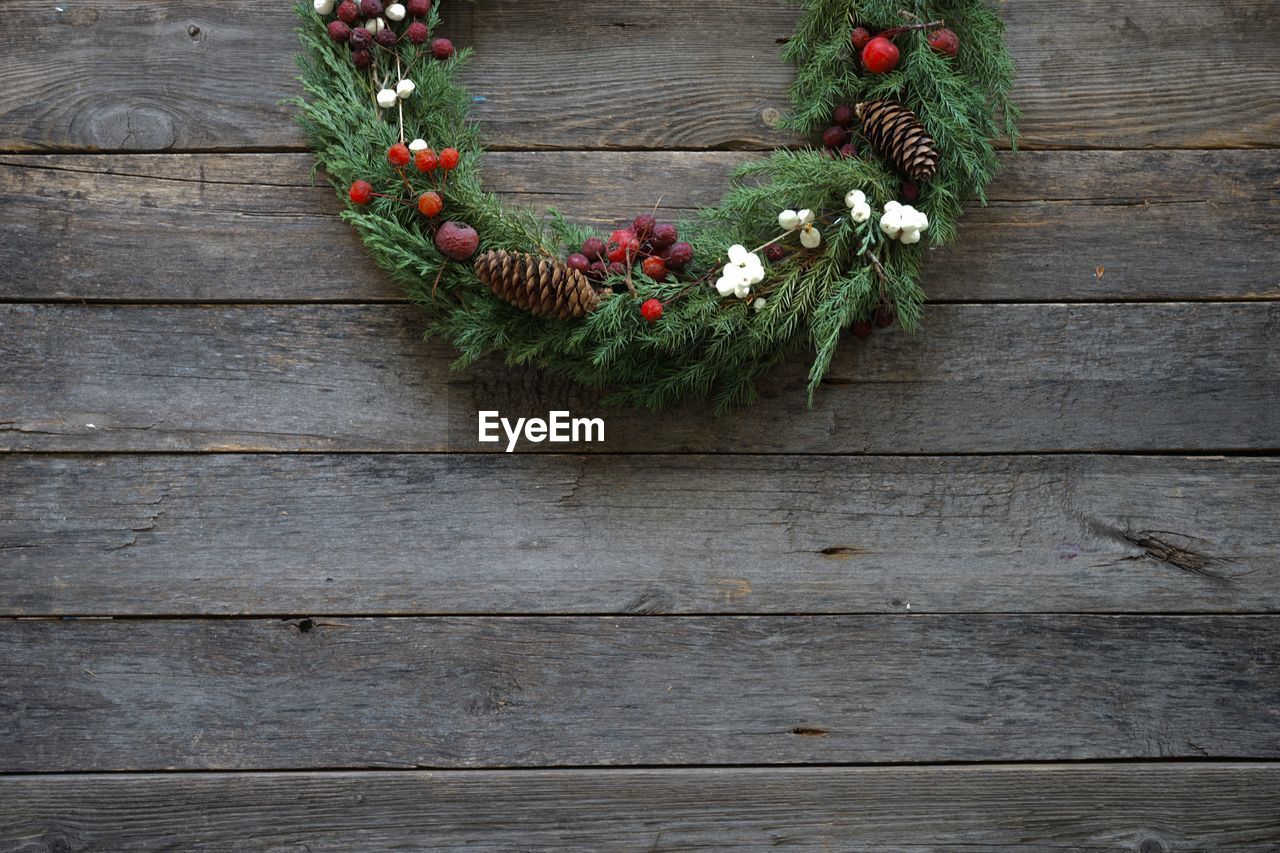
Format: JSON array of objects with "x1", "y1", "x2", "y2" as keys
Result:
[{"x1": 294, "y1": 0, "x2": 1018, "y2": 411}]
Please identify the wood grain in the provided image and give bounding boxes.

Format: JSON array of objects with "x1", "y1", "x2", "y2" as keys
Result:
[
  {"x1": 3, "y1": 765, "x2": 1278, "y2": 851},
  {"x1": 1, "y1": 150, "x2": 1275, "y2": 303},
  {"x1": 1, "y1": 0, "x2": 1277, "y2": 152},
  {"x1": 1, "y1": 454, "x2": 1275, "y2": 617},
  {"x1": 2, "y1": 302, "x2": 1276, "y2": 453},
  {"x1": 2, "y1": 616, "x2": 1277, "y2": 771}
]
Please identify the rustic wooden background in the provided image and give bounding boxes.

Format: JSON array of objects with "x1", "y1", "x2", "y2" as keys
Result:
[{"x1": 2, "y1": 0, "x2": 1279, "y2": 849}]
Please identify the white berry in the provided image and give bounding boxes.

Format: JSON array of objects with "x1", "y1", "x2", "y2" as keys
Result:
[
  {"x1": 314, "y1": 0, "x2": 335, "y2": 13},
  {"x1": 408, "y1": 138, "x2": 428, "y2": 152},
  {"x1": 376, "y1": 88, "x2": 397, "y2": 108},
  {"x1": 396, "y1": 79, "x2": 416, "y2": 99},
  {"x1": 385, "y1": 3, "x2": 406, "y2": 21}
]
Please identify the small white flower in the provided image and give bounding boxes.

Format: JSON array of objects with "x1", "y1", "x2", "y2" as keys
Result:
[
  {"x1": 799, "y1": 222, "x2": 822, "y2": 249},
  {"x1": 385, "y1": 3, "x2": 406, "y2": 21},
  {"x1": 777, "y1": 208, "x2": 813, "y2": 231},
  {"x1": 844, "y1": 189, "x2": 866, "y2": 209},
  {"x1": 396, "y1": 78, "x2": 416, "y2": 99},
  {"x1": 314, "y1": 0, "x2": 336, "y2": 14},
  {"x1": 716, "y1": 244, "x2": 764, "y2": 298},
  {"x1": 408, "y1": 138, "x2": 428, "y2": 152},
  {"x1": 376, "y1": 88, "x2": 398, "y2": 108},
  {"x1": 753, "y1": 298, "x2": 768, "y2": 313}
]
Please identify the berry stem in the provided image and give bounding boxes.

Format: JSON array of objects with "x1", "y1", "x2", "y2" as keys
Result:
[
  {"x1": 395, "y1": 54, "x2": 405, "y2": 143},
  {"x1": 878, "y1": 19, "x2": 945, "y2": 39}
]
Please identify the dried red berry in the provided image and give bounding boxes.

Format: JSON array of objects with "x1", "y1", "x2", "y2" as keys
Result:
[
  {"x1": 822, "y1": 125, "x2": 849, "y2": 149},
  {"x1": 764, "y1": 243, "x2": 785, "y2": 262},
  {"x1": 640, "y1": 298, "x2": 664, "y2": 323},
  {"x1": 833, "y1": 104, "x2": 855, "y2": 127},
  {"x1": 581, "y1": 236, "x2": 606, "y2": 261},
  {"x1": 349, "y1": 27, "x2": 372, "y2": 48},
  {"x1": 337, "y1": 1, "x2": 359, "y2": 23},
  {"x1": 651, "y1": 222, "x2": 678, "y2": 250},
  {"x1": 850, "y1": 27, "x2": 872, "y2": 50},
  {"x1": 632, "y1": 214, "x2": 656, "y2": 241},
  {"x1": 417, "y1": 191, "x2": 443, "y2": 217},
  {"x1": 662, "y1": 242, "x2": 693, "y2": 271},
  {"x1": 439, "y1": 147, "x2": 460, "y2": 170},
  {"x1": 414, "y1": 148, "x2": 438, "y2": 172},
  {"x1": 587, "y1": 261, "x2": 607, "y2": 280},
  {"x1": 431, "y1": 37, "x2": 454, "y2": 60},
  {"x1": 406, "y1": 0, "x2": 431, "y2": 15},
  {"x1": 387, "y1": 143, "x2": 411, "y2": 168},
  {"x1": 901, "y1": 181, "x2": 920, "y2": 202},
  {"x1": 641, "y1": 257, "x2": 667, "y2": 280},
  {"x1": 566, "y1": 253, "x2": 590, "y2": 273},
  {"x1": 609, "y1": 261, "x2": 627, "y2": 277},
  {"x1": 374, "y1": 28, "x2": 397, "y2": 47},
  {"x1": 928, "y1": 27, "x2": 960, "y2": 58},
  {"x1": 838, "y1": 142, "x2": 858, "y2": 159},
  {"x1": 434, "y1": 221, "x2": 479, "y2": 260},
  {"x1": 351, "y1": 48, "x2": 372, "y2": 67},
  {"x1": 359, "y1": 0, "x2": 383, "y2": 17},
  {"x1": 348, "y1": 180, "x2": 373, "y2": 204},
  {"x1": 327, "y1": 20, "x2": 351, "y2": 42},
  {"x1": 407, "y1": 21, "x2": 429, "y2": 43}
]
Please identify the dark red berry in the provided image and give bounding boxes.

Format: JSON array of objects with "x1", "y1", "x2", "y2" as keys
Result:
[
  {"x1": 374, "y1": 28, "x2": 397, "y2": 47},
  {"x1": 850, "y1": 27, "x2": 872, "y2": 50},
  {"x1": 387, "y1": 142, "x2": 411, "y2": 168},
  {"x1": 662, "y1": 242, "x2": 693, "y2": 271},
  {"x1": 431, "y1": 37, "x2": 454, "y2": 59},
  {"x1": 587, "y1": 261, "x2": 607, "y2": 280},
  {"x1": 609, "y1": 261, "x2": 627, "y2": 277},
  {"x1": 901, "y1": 181, "x2": 920, "y2": 202},
  {"x1": 566, "y1": 253, "x2": 590, "y2": 273},
  {"x1": 434, "y1": 221, "x2": 479, "y2": 261},
  {"x1": 838, "y1": 142, "x2": 858, "y2": 159},
  {"x1": 874, "y1": 305, "x2": 894, "y2": 328},
  {"x1": 928, "y1": 27, "x2": 959, "y2": 58},
  {"x1": 641, "y1": 257, "x2": 667, "y2": 279},
  {"x1": 406, "y1": 0, "x2": 430, "y2": 15},
  {"x1": 359, "y1": 0, "x2": 383, "y2": 17},
  {"x1": 328, "y1": 20, "x2": 351, "y2": 42},
  {"x1": 651, "y1": 222, "x2": 678, "y2": 250},
  {"x1": 439, "y1": 147, "x2": 460, "y2": 170},
  {"x1": 581, "y1": 236, "x2": 606, "y2": 261},
  {"x1": 407, "y1": 21, "x2": 429, "y2": 43},
  {"x1": 764, "y1": 243, "x2": 785, "y2": 262},
  {"x1": 861, "y1": 36, "x2": 900, "y2": 74},
  {"x1": 349, "y1": 26, "x2": 372, "y2": 48},
  {"x1": 631, "y1": 214, "x2": 656, "y2": 241},
  {"x1": 833, "y1": 104, "x2": 855, "y2": 127},
  {"x1": 348, "y1": 180, "x2": 373, "y2": 204},
  {"x1": 852, "y1": 320, "x2": 873, "y2": 338},
  {"x1": 822, "y1": 125, "x2": 849, "y2": 149},
  {"x1": 351, "y1": 48, "x2": 372, "y2": 67},
  {"x1": 337, "y1": 1, "x2": 359, "y2": 23},
  {"x1": 640, "y1": 298, "x2": 664, "y2": 323}
]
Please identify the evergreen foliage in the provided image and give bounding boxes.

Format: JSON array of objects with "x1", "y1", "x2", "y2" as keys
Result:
[{"x1": 293, "y1": 0, "x2": 1017, "y2": 411}]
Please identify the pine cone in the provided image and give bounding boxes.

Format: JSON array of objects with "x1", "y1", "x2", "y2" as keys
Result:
[
  {"x1": 855, "y1": 100, "x2": 939, "y2": 182},
  {"x1": 474, "y1": 250, "x2": 601, "y2": 320}
]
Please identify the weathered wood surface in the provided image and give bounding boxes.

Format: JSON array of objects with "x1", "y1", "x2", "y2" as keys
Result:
[
  {"x1": 2, "y1": 454, "x2": 1275, "y2": 617},
  {"x1": 2, "y1": 616, "x2": 1276, "y2": 771},
  {"x1": 4, "y1": 765, "x2": 1279, "y2": 851},
  {"x1": 2, "y1": 150, "x2": 1276, "y2": 303},
  {"x1": 3, "y1": 1, "x2": 1278, "y2": 152},
  {"x1": 2, "y1": 302, "x2": 1276, "y2": 453}
]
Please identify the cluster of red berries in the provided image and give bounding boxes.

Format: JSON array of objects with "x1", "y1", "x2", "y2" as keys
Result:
[
  {"x1": 348, "y1": 143, "x2": 475, "y2": 258},
  {"x1": 850, "y1": 21, "x2": 959, "y2": 75},
  {"x1": 566, "y1": 214, "x2": 694, "y2": 288},
  {"x1": 853, "y1": 304, "x2": 897, "y2": 339},
  {"x1": 323, "y1": 0, "x2": 454, "y2": 68},
  {"x1": 821, "y1": 105, "x2": 859, "y2": 158}
]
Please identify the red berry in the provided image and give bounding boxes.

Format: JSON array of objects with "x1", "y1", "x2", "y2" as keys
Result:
[
  {"x1": 348, "y1": 180, "x2": 373, "y2": 204},
  {"x1": 764, "y1": 243, "x2": 785, "y2": 262},
  {"x1": 850, "y1": 27, "x2": 872, "y2": 50},
  {"x1": 662, "y1": 242, "x2": 693, "y2": 271},
  {"x1": 407, "y1": 21, "x2": 429, "y2": 43},
  {"x1": 434, "y1": 221, "x2": 479, "y2": 260},
  {"x1": 901, "y1": 180, "x2": 920, "y2": 202},
  {"x1": 349, "y1": 26, "x2": 372, "y2": 48},
  {"x1": 359, "y1": 0, "x2": 383, "y2": 16},
  {"x1": 632, "y1": 214, "x2": 656, "y2": 241},
  {"x1": 861, "y1": 36, "x2": 900, "y2": 74},
  {"x1": 852, "y1": 320, "x2": 873, "y2": 338},
  {"x1": 609, "y1": 261, "x2": 627, "y2": 277},
  {"x1": 607, "y1": 229, "x2": 637, "y2": 263},
  {"x1": 406, "y1": 0, "x2": 430, "y2": 16},
  {"x1": 874, "y1": 305, "x2": 894, "y2": 328},
  {"x1": 374, "y1": 28, "x2": 397, "y2": 48},
  {"x1": 640, "y1": 298, "x2": 664, "y2": 323},
  {"x1": 928, "y1": 27, "x2": 959, "y2": 58},
  {"x1": 838, "y1": 142, "x2": 858, "y2": 159},
  {"x1": 327, "y1": 21, "x2": 351, "y2": 42},
  {"x1": 414, "y1": 148, "x2": 438, "y2": 172},
  {"x1": 651, "y1": 222, "x2": 678, "y2": 250},
  {"x1": 822, "y1": 125, "x2": 849, "y2": 149},
  {"x1": 337, "y1": 1, "x2": 359, "y2": 23},
  {"x1": 431, "y1": 37, "x2": 454, "y2": 59},
  {"x1": 387, "y1": 143, "x2": 411, "y2": 168},
  {"x1": 417, "y1": 191, "x2": 443, "y2": 217},
  {"x1": 439, "y1": 147, "x2": 460, "y2": 170},
  {"x1": 587, "y1": 261, "x2": 608, "y2": 280},
  {"x1": 581, "y1": 236, "x2": 606, "y2": 261},
  {"x1": 566, "y1": 253, "x2": 590, "y2": 273},
  {"x1": 833, "y1": 104, "x2": 855, "y2": 128},
  {"x1": 642, "y1": 257, "x2": 667, "y2": 279},
  {"x1": 351, "y1": 48, "x2": 372, "y2": 67}
]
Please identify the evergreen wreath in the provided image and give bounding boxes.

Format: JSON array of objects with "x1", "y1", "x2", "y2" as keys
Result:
[{"x1": 294, "y1": 0, "x2": 1018, "y2": 411}]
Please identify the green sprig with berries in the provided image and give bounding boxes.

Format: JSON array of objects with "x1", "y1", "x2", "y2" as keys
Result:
[{"x1": 293, "y1": 0, "x2": 1018, "y2": 411}]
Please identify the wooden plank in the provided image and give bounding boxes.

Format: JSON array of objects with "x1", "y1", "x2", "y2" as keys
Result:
[
  {"x1": 2, "y1": 150, "x2": 1275, "y2": 303},
  {"x1": 2, "y1": 616, "x2": 1276, "y2": 770},
  {"x1": 2, "y1": 1, "x2": 1277, "y2": 152},
  {"x1": 1, "y1": 303, "x2": 1276, "y2": 453},
  {"x1": 2, "y1": 454, "x2": 1275, "y2": 617},
  {"x1": 3, "y1": 765, "x2": 1278, "y2": 850}
]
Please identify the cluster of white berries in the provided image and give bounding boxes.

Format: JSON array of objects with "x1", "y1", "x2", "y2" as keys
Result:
[
  {"x1": 778, "y1": 208, "x2": 822, "y2": 249},
  {"x1": 879, "y1": 201, "x2": 929, "y2": 245},
  {"x1": 844, "y1": 190, "x2": 872, "y2": 223},
  {"x1": 376, "y1": 78, "x2": 416, "y2": 107},
  {"x1": 716, "y1": 245, "x2": 766, "y2": 298}
]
